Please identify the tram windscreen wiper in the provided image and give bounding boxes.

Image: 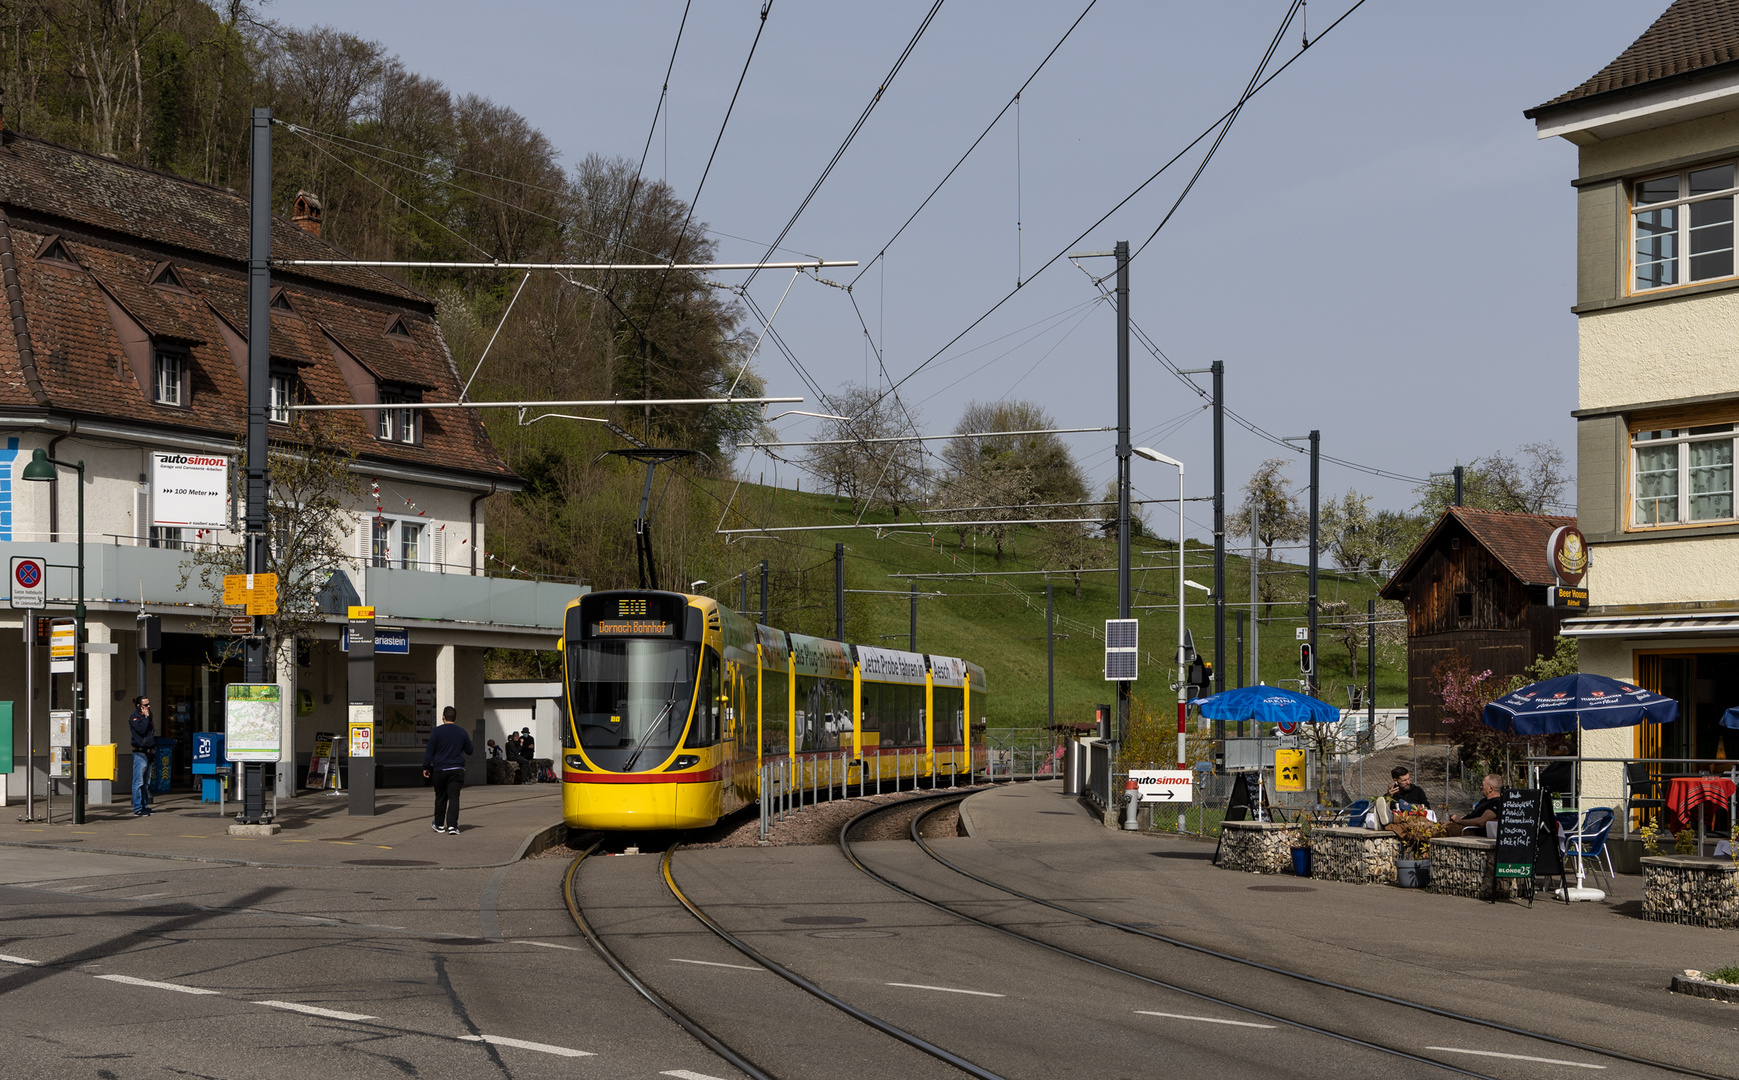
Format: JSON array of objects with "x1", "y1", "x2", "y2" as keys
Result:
[{"x1": 622, "y1": 671, "x2": 682, "y2": 772}]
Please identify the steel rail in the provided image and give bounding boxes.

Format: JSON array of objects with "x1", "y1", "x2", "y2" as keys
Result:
[
  {"x1": 838, "y1": 794, "x2": 1502, "y2": 1080},
  {"x1": 660, "y1": 841, "x2": 1011, "y2": 1080},
  {"x1": 562, "y1": 844, "x2": 777, "y2": 1080},
  {"x1": 894, "y1": 799, "x2": 1724, "y2": 1080}
]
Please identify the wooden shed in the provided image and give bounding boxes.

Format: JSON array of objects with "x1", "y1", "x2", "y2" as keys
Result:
[{"x1": 1378, "y1": 508, "x2": 1574, "y2": 743}]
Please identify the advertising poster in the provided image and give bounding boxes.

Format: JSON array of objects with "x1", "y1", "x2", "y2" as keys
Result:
[
  {"x1": 375, "y1": 677, "x2": 416, "y2": 747},
  {"x1": 151, "y1": 451, "x2": 230, "y2": 528},
  {"x1": 224, "y1": 683, "x2": 283, "y2": 762},
  {"x1": 414, "y1": 682, "x2": 436, "y2": 741}
]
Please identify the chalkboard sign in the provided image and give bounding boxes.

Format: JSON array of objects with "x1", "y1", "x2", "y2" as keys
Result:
[{"x1": 1494, "y1": 788, "x2": 1543, "y2": 880}]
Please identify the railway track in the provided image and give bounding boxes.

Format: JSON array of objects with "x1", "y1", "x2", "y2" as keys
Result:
[
  {"x1": 562, "y1": 820, "x2": 1013, "y2": 1080},
  {"x1": 841, "y1": 792, "x2": 1727, "y2": 1080}
]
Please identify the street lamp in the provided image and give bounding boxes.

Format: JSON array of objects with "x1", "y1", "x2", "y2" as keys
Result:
[
  {"x1": 21, "y1": 447, "x2": 87, "y2": 824},
  {"x1": 1134, "y1": 447, "x2": 1188, "y2": 768}
]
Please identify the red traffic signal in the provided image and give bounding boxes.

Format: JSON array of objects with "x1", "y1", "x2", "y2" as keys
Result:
[{"x1": 1299, "y1": 642, "x2": 1314, "y2": 674}]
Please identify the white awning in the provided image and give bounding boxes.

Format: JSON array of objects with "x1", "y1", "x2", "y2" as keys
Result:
[{"x1": 1560, "y1": 612, "x2": 1739, "y2": 637}]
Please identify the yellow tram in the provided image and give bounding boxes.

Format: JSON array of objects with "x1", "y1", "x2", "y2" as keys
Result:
[{"x1": 560, "y1": 589, "x2": 985, "y2": 831}]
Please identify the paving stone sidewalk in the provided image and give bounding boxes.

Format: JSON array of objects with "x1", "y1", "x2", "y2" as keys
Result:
[{"x1": 0, "y1": 782, "x2": 564, "y2": 869}]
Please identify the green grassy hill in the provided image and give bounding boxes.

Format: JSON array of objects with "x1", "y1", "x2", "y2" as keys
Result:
[{"x1": 701, "y1": 484, "x2": 1406, "y2": 731}]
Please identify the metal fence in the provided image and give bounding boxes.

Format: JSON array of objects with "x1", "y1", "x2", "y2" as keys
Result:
[{"x1": 757, "y1": 748, "x2": 971, "y2": 840}]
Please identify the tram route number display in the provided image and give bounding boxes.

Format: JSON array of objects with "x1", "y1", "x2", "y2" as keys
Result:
[{"x1": 1494, "y1": 788, "x2": 1546, "y2": 879}]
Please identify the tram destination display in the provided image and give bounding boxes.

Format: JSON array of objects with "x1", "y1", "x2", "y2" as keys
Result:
[{"x1": 592, "y1": 618, "x2": 676, "y2": 637}]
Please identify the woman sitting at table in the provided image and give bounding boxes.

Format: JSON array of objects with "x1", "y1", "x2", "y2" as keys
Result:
[{"x1": 1445, "y1": 774, "x2": 1505, "y2": 834}]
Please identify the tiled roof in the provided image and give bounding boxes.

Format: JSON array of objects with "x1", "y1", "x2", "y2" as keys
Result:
[
  {"x1": 0, "y1": 132, "x2": 422, "y2": 301},
  {"x1": 1528, "y1": 0, "x2": 1739, "y2": 117},
  {"x1": 0, "y1": 135, "x2": 513, "y2": 484},
  {"x1": 1381, "y1": 507, "x2": 1578, "y2": 596}
]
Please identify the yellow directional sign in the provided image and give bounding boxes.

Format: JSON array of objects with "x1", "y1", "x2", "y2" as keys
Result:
[
  {"x1": 223, "y1": 573, "x2": 278, "y2": 614},
  {"x1": 347, "y1": 606, "x2": 376, "y2": 620}
]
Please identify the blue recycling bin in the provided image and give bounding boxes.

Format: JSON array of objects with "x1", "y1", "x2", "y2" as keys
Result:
[
  {"x1": 191, "y1": 732, "x2": 228, "y2": 802},
  {"x1": 149, "y1": 738, "x2": 176, "y2": 794}
]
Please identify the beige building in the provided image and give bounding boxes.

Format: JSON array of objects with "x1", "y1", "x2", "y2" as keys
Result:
[{"x1": 1527, "y1": 0, "x2": 1739, "y2": 803}]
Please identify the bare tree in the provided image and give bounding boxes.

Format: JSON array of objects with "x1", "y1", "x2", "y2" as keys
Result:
[
  {"x1": 936, "y1": 400, "x2": 1086, "y2": 560},
  {"x1": 802, "y1": 383, "x2": 926, "y2": 518},
  {"x1": 1229, "y1": 458, "x2": 1306, "y2": 622}
]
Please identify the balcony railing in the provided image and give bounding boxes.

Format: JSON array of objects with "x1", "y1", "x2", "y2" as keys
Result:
[{"x1": 0, "y1": 540, "x2": 585, "y2": 631}]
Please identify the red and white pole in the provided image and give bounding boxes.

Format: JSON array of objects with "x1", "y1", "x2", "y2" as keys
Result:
[{"x1": 1176, "y1": 694, "x2": 1187, "y2": 770}]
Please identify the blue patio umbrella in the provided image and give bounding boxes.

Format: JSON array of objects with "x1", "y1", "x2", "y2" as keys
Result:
[
  {"x1": 1193, "y1": 684, "x2": 1341, "y2": 726},
  {"x1": 1720, "y1": 707, "x2": 1739, "y2": 730},
  {"x1": 1481, "y1": 673, "x2": 1678, "y2": 736}
]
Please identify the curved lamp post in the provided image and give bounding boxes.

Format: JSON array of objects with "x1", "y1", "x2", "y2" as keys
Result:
[
  {"x1": 1134, "y1": 447, "x2": 1187, "y2": 768},
  {"x1": 21, "y1": 447, "x2": 86, "y2": 824}
]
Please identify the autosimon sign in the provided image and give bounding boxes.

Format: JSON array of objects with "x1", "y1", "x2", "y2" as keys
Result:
[{"x1": 151, "y1": 450, "x2": 230, "y2": 529}]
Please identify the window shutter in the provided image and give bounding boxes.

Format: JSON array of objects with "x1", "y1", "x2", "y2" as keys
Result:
[
  {"x1": 356, "y1": 513, "x2": 371, "y2": 564},
  {"x1": 432, "y1": 527, "x2": 445, "y2": 573},
  {"x1": 135, "y1": 489, "x2": 149, "y2": 546}
]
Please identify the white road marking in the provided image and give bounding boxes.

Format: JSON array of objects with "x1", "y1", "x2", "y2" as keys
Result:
[
  {"x1": 886, "y1": 982, "x2": 1004, "y2": 997},
  {"x1": 671, "y1": 958, "x2": 762, "y2": 971},
  {"x1": 1136, "y1": 1010, "x2": 1276, "y2": 1029},
  {"x1": 1425, "y1": 1047, "x2": 1605, "y2": 1069},
  {"x1": 663, "y1": 1071, "x2": 732, "y2": 1080},
  {"x1": 458, "y1": 1035, "x2": 593, "y2": 1057},
  {"x1": 127, "y1": 893, "x2": 170, "y2": 900},
  {"x1": 0, "y1": 954, "x2": 43, "y2": 966},
  {"x1": 255, "y1": 1000, "x2": 378, "y2": 1021},
  {"x1": 512, "y1": 940, "x2": 584, "y2": 951},
  {"x1": 95, "y1": 974, "x2": 221, "y2": 995}
]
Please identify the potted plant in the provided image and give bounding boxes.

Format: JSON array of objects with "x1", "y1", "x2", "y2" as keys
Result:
[
  {"x1": 1286, "y1": 821, "x2": 1314, "y2": 878},
  {"x1": 1391, "y1": 815, "x2": 1447, "y2": 888}
]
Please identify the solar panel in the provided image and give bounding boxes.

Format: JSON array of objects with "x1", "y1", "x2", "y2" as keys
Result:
[{"x1": 1104, "y1": 619, "x2": 1139, "y2": 681}]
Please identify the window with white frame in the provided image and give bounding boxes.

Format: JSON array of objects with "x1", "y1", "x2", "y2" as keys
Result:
[
  {"x1": 376, "y1": 387, "x2": 420, "y2": 444},
  {"x1": 153, "y1": 349, "x2": 186, "y2": 406},
  {"x1": 269, "y1": 372, "x2": 294, "y2": 423},
  {"x1": 369, "y1": 516, "x2": 430, "y2": 570},
  {"x1": 370, "y1": 516, "x2": 393, "y2": 568},
  {"x1": 1633, "y1": 162, "x2": 1737, "y2": 291},
  {"x1": 1632, "y1": 423, "x2": 1737, "y2": 526},
  {"x1": 399, "y1": 521, "x2": 422, "y2": 569}
]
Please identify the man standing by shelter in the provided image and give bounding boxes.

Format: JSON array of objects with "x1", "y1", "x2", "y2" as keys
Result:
[
  {"x1": 128, "y1": 697, "x2": 155, "y2": 817},
  {"x1": 423, "y1": 706, "x2": 474, "y2": 834}
]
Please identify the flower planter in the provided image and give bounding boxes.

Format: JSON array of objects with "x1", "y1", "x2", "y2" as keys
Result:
[
  {"x1": 1290, "y1": 847, "x2": 1313, "y2": 878},
  {"x1": 1396, "y1": 859, "x2": 1431, "y2": 888}
]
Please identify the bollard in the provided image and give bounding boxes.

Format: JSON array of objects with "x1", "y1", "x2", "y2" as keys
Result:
[{"x1": 1122, "y1": 778, "x2": 1141, "y2": 831}]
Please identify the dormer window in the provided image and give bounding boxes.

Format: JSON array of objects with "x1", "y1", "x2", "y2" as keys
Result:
[
  {"x1": 377, "y1": 385, "x2": 420, "y2": 444},
  {"x1": 149, "y1": 262, "x2": 189, "y2": 291},
  {"x1": 35, "y1": 236, "x2": 74, "y2": 264},
  {"x1": 153, "y1": 349, "x2": 187, "y2": 407},
  {"x1": 383, "y1": 314, "x2": 413, "y2": 340},
  {"x1": 269, "y1": 288, "x2": 297, "y2": 314},
  {"x1": 270, "y1": 372, "x2": 295, "y2": 423}
]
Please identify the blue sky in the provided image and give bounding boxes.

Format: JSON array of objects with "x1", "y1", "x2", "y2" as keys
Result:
[{"x1": 271, "y1": 0, "x2": 1654, "y2": 533}]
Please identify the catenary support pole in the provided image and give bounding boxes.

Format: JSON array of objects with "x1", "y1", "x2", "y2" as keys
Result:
[
  {"x1": 1366, "y1": 598, "x2": 1377, "y2": 753},
  {"x1": 1211, "y1": 360, "x2": 1225, "y2": 720},
  {"x1": 1307, "y1": 430, "x2": 1319, "y2": 697},
  {"x1": 834, "y1": 543, "x2": 845, "y2": 641},
  {"x1": 1115, "y1": 240, "x2": 1131, "y2": 750},
  {"x1": 1046, "y1": 583, "x2": 1055, "y2": 728},
  {"x1": 241, "y1": 106, "x2": 272, "y2": 825},
  {"x1": 909, "y1": 579, "x2": 917, "y2": 652},
  {"x1": 760, "y1": 559, "x2": 769, "y2": 623},
  {"x1": 1235, "y1": 610, "x2": 1245, "y2": 689},
  {"x1": 1453, "y1": 465, "x2": 1464, "y2": 508},
  {"x1": 1250, "y1": 502, "x2": 1259, "y2": 690}
]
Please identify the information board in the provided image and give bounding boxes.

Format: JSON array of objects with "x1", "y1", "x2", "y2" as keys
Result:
[
  {"x1": 152, "y1": 450, "x2": 230, "y2": 528},
  {"x1": 1494, "y1": 788, "x2": 1543, "y2": 879},
  {"x1": 1128, "y1": 769, "x2": 1193, "y2": 803},
  {"x1": 49, "y1": 619, "x2": 75, "y2": 674},
  {"x1": 224, "y1": 683, "x2": 283, "y2": 762},
  {"x1": 1275, "y1": 748, "x2": 1307, "y2": 791},
  {"x1": 48, "y1": 709, "x2": 72, "y2": 747}
]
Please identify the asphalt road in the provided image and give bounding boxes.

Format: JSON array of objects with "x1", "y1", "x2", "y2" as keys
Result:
[{"x1": 2, "y1": 789, "x2": 1729, "y2": 1080}]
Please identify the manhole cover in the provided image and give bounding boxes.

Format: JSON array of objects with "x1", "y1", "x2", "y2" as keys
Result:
[
  {"x1": 782, "y1": 915, "x2": 866, "y2": 925},
  {"x1": 343, "y1": 859, "x2": 437, "y2": 867},
  {"x1": 809, "y1": 929, "x2": 897, "y2": 939},
  {"x1": 1248, "y1": 885, "x2": 1316, "y2": 893}
]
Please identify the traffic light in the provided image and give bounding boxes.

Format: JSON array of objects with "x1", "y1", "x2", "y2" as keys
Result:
[
  {"x1": 1186, "y1": 656, "x2": 1212, "y2": 692},
  {"x1": 1299, "y1": 641, "x2": 1314, "y2": 675}
]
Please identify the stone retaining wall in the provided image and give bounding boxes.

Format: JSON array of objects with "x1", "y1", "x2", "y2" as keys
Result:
[
  {"x1": 1311, "y1": 826, "x2": 1398, "y2": 885},
  {"x1": 1429, "y1": 836, "x2": 1522, "y2": 900},
  {"x1": 1216, "y1": 821, "x2": 1289, "y2": 874},
  {"x1": 1642, "y1": 856, "x2": 1739, "y2": 929}
]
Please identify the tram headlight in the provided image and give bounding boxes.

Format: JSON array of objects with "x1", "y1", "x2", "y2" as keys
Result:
[
  {"x1": 670, "y1": 755, "x2": 699, "y2": 770},
  {"x1": 564, "y1": 754, "x2": 591, "y2": 772}
]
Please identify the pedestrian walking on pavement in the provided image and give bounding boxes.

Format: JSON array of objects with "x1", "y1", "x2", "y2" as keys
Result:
[
  {"x1": 423, "y1": 706, "x2": 473, "y2": 834},
  {"x1": 128, "y1": 696, "x2": 155, "y2": 817}
]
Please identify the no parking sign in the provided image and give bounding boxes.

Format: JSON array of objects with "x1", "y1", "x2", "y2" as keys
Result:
[
  {"x1": 1276, "y1": 718, "x2": 1299, "y2": 735},
  {"x1": 9, "y1": 556, "x2": 45, "y2": 608}
]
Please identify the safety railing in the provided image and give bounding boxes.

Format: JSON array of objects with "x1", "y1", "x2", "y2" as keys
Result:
[{"x1": 757, "y1": 747, "x2": 971, "y2": 840}]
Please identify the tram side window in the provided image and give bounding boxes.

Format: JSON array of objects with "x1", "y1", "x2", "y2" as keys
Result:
[
  {"x1": 762, "y1": 667, "x2": 788, "y2": 754},
  {"x1": 933, "y1": 687, "x2": 963, "y2": 745},
  {"x1": 687, "y1": 653, "x2": 721, "y2": 747},
  {"x1": 735, "y1": 662, "x2": 756, "y2": 755}
]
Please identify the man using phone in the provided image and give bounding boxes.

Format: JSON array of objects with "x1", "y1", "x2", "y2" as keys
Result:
[
  {"x1": 1385, "y1": 766, "x2": 1430, "y2": 810},
  {"x1": 128, "y1": 697, "x2": 155, "y2": 817}
]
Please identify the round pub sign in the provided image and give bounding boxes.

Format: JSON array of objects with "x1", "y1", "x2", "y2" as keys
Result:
[{"x1": 1548, "y1": 525, "x2": 1588, "y2": 586}]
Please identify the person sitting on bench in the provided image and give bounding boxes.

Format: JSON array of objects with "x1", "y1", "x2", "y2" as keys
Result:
[
  {"x1": 1384, "y1": 766, "x2": 1431, "y2": 810},
  {"x1": 1445, "y1": 774, "x2": 1505, "y2": 835}
]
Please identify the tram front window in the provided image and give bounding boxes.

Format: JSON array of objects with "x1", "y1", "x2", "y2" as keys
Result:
[{"x1": 569, "y1": 639, "x2": 698, "y2": 772}]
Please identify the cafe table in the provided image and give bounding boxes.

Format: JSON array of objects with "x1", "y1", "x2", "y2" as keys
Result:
[{"x1": 1666, "y1": 774, "x2": 1737, "y2": 855}]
